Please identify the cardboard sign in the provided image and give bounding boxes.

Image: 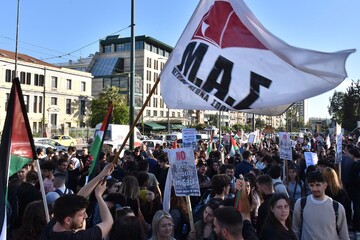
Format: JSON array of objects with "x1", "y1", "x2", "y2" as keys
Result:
[
  {"x1": 304, "y1": 152, "x2": 318, "y2": 167},
  {"x1": 248, "y1": 134, "x2": 255, "y2": 144},
  {"x1": 182, "y1": 128, "x2": 197, "y2": 150},
  {"x1": 168, "y1": 148, "x2": 200, "y2": 196},
  {"x1": 336, "y1": 133, "x2": 343, "y2": 163},
  {"x1": 279, "y1": 132, "x2": 292, "y2": 160}
]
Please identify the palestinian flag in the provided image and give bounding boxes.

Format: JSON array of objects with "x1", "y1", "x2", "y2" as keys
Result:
[
  {"x1": 207, "y1": 131, "x2": 214, "y2": 156},
  {"x1": 0, "y1": 78, "x2": 36, "y2": 239},
  {"x1": 88, "y1": 104, "x2": 113, "y2": 179},
  {"x1": 229, "y1": 135, "x2": 239, "y2": 157}
]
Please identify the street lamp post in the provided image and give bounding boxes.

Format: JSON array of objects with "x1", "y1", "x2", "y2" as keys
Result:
[{"x1": 129, "y1": 0, "x2": 135, "y2": 150}]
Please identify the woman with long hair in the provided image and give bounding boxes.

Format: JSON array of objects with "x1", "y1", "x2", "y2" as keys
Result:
[
  {"x1": 188, "y1": 199, "x2": 222, "y2": 240},
  {"x1": 118, "y1": 175, "x2": 140, "y2": 216},
  {"x1": 150, "y1": 210, "x2": 175, "y2": 240},
  {"x1": 206, "y1": 160, "x2": 221, "y2": 179},
  {"x1": 169, "y1": 191, "x2": 190, "y2": 240},
  {"x1": 259, "y1": 194, "x2": 296, "y2": 240},
  {"x1": 12, "y1": 200, "x2": 47, "y2": 240},
  {"x1": 285, "y1": 164, "x2": 304, "y2": 207},
  {"x1": 323, "y1": 167, "x2": 351, "y2": 223},
  {"x1": 108, "y1": 216, "x2": 145, "y2": 240}
]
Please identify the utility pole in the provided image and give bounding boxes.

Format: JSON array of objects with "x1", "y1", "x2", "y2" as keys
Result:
[{"x1": 129, "y1": 0, "x2": 135, "y2": 150}]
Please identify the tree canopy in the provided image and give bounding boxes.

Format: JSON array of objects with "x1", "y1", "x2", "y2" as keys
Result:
[
  {"x1": 89, "y1": 86, "x2": 129, "y2": 127},
  {"x1": 328, "y1": 80, "x2": 360, "y2": 131}
]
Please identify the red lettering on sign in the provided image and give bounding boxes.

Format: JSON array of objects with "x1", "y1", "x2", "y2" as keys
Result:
[{"x1": 176, "y1": 151, "x2": 186, "y2": 160}]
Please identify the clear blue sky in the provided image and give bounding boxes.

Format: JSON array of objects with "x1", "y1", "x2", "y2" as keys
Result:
[{"x1": 1, "y1": 0, "x2": 358, "y2": 119}]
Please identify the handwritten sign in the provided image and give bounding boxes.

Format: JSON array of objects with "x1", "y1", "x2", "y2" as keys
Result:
[
  {"x1": 304, "y1": 152, "x2": 318, "y2": 167},
  {"x1": 182, "y1": 128, "x2": 197, "y2": 150},
  {"x1": 336, "y1": 133, "x2": 343, "y2": 163},
  {"x1": 279, "y1": 132, "x2": 292, "y2": 160},
  {"x1": 168, "y1": 148, "x2": 200, "y2": 196}
]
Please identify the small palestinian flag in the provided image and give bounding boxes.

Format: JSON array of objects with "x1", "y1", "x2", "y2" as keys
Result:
[
  {"x1": 88, "y1": 103, "x2": 113, "y2": 179},
  {"x1": 229, "y1": 135, "x2": 239, "y2": 157},
  {"x1": 0, "y1": 78, "x2": 36, "y2": 239}
]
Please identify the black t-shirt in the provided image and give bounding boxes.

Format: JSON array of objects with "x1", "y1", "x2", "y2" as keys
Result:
[{"x1": 38, "y1": 219, "x2": 102, "y2": 240}]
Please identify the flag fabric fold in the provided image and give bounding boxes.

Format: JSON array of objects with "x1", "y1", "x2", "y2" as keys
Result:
[
  {"x1": 160, "y1": 0, "x2": 355, "y2": 115},
  {"x1": 0, "y1": 78, "x2": 37, "y2": 239},
  {"x1": 229, "y1": 136, "x2": 239, "y2": 157},
  {"x1": 88, "y1": 104, "x2": 113, "y2": 179}
]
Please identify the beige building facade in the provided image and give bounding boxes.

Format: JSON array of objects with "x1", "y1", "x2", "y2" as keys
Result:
[{"x1": 0, "y1": 49, "x2": 93, "y2": 136}]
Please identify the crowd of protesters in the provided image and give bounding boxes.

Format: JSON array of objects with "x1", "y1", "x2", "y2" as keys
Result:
[{"x1": 5, "y1": 131, "x2": 360, "y2": 240}]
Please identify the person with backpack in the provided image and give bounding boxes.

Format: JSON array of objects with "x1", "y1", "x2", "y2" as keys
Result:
[
  {"x1": 267, "y1": 164, "x2": 289, "y2": 197},
  {"x1": 292, "y1": 171, "x2": 349, "y2": 240},
  {"x1": 46, "y1": 172, "x2": 74, "y2": 205}
]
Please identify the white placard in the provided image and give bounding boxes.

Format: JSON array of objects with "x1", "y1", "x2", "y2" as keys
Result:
[
  {"x1": 304, "y1": 152, "x2": 319, "y2": 167},
  {"x1": 168, "y1": 148, "x2": 200, "y2": 196},
  {"x1": 182, "y1": 128, "x2": 197, "y2": 150},
  {"x1": 279, "y1": 132, "x2": 292, "y2": 160},
  {"x1": 336, "y1": 133, "x2": 343, "y2": 163}
]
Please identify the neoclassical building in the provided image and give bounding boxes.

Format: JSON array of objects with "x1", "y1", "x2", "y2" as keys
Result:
[{"x1": 0, "y1": 49, "x2": 93, "y2": 135}]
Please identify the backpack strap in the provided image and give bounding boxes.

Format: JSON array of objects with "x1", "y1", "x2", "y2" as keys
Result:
[
  {"x1": 54, "y1": 189, "x2": 64, "y2": 196},
  {"x1": 333, "y1": 200, "x2": 339, "y2": 235},
  {"x1": 274, "y1": 182, "x2": 283, "y2": 188}
]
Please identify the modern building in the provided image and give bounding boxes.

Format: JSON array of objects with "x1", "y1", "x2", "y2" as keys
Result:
[
  {"x1": 87, "y1": 35, "x2": 187, "y2": 132},
  {"x1": 0, "y1": 49, "x2": 93, "y2": 136}
]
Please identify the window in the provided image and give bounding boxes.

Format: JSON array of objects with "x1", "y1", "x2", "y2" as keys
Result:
[
  {"x1": 103, "y1": 45, "x2": 111, "y2": 53},
  {"x1": 153, "y1": 72, "x2": 158, "y2": 82},
  {"x1": 172, "y1": 112, "x2": 175, "y2": 117},
  {"x1": 34, "y1": 74, "x2": 39, "y2": 85},
  {"x1": 146, "y1": 83, "x2": 151, "y2": 94},
  {"x1": 153, "y1": 110, "x2": 158, "y2": 116},
  {"x1": 51, "y1": 97, "x2": 58, "y2": 105},
  {"x1": 160, "y1": 111, "x2": 164, "y2": 117},
  {"x1": 147, "y1": 70, "x2": 151, "y2": 81},
  {"x1": 80, "y1": 100, "x2": 86, "y2": 115},
  {"x1": 147, "y1": 57, "x2": 152, "y2": 68},
  {"x1": 24, "y1": 95, "x2": 29, "y2": 112},
  {"x1": 39, "y1": 96, "x2": 43, "y2": 113},
  {"x1": 33, "y1": 122, "x2": 37, "y2": 133},
  {"x1": 178, "y1": 112, "x2": 181, "y2": 117},
  {"x1": 20, "y1": 72, "x2": 26, "y2": 84},
  {"x1": 50, "y1": 114, "x2": 57, "y2": 126},
  {"x1": 51, "y1": 76, "x2": 58, "y2": 88},
  {"x1": 26, "y1": 73, "x2": 31, "y2": 85},
  {"x1": 135, "y1": 41, "x2": 144, "y2": 50},
  {"x1": 5, "y1": 69, "x2": 11, "y2": 82},
  {"x1": 39, "y1": 75, "x2": 44, "y2": 86},
  {"x1": 160, "y1": 62, "x2": 165, "y2": 70},
  {"x1": 33, "y1": 96, "x2": 38, "y2": 113},
  {"x1": 5, "y1": 93, "x2": 9, "y2": 111},
  {"x1": 153, "y1": 98, "x2": 158, "y2": 108},
  {"x1": 146, "y1": 110, "x2": 151, "y2": 116},
  {"x1": 81, "y1": 82, "x2": 86, "y2": 92},
  {"x1": 160, "y1": 99, "x2": 164, "y2": 108},
  {"x1": 66, "y1": 79, "x2": 72, "y2": 90},
  {"x1": 154, "y1": 60, "x2": 158, "y2": 70},
  {"x1": 66, "y1": 99, "x2": 71, "y2": 114}
]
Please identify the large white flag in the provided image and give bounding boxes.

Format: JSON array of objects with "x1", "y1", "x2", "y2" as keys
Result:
[{"x1": 160, "y1": 0, "x2": 355, "y2": 115}]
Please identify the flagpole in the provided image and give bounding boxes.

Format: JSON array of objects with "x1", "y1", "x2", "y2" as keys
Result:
[
  {"x1": 35, "y1": 160, "x2": 50, "y2": 223},
  {"x1": 112, "y1": 77, "x2": 160, "y2": 164},
  {"x1": 14, "y1": 0, "x2": 20, "y2": 77}
]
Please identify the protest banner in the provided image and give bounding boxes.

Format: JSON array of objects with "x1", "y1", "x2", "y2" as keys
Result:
[
  {"x1": 248, "y1": 134, "x2": 255, "y2": 144},
  {"x1": 168, "y1": 148, "x2": 200, "y2": 196},
  {"x1": 304, "y1": 152, "x2": 319, "y2": 167},
  {"x1": 279, "y1": 132, "x2": 292, "y2": 160},
  {"x1": 336, "y1": 133, "x2": 343, "y2": 164},
  {"x1": 182, "y1": 128, "x2": 197, "y2": 150}
]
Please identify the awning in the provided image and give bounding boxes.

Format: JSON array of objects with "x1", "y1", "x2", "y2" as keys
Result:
[
  {"x1": 171, "y1": 124, "x2": 186, "y2": 130},
  {"x1": 144, "y1": 122, "x2": 166, "y2": 130}
]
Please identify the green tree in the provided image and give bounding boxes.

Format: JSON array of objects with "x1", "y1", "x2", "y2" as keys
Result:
[
  {"x1": 328, "y1": 80, "x2": 360, "y2": 131},
  {"x1": 328, "y1": 91, "x2": 345, "y2": 124},
  {"x1": 89, "y1": 86, "x2": 129, "y2": 127},
  {"x1": 255, "y1": 118, "x2": 266, "y2": 129}
]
